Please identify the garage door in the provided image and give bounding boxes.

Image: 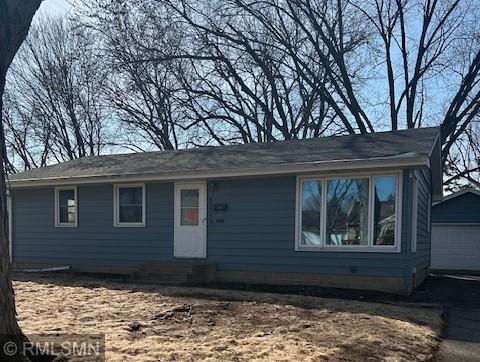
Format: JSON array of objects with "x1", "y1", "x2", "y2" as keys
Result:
[{"x1": 431, "y1": 225, "x2": 480, "y2": 270}]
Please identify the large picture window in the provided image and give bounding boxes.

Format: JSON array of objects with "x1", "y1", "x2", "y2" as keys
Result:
[
  {"x1": 114, "y1": 184, "x2": 146, "y2": 227},
  {"x1": 296, "y1": 173, "x2": 401, "y2": 251},
  {"x1": 55, "y1": 186, "x2": 78, "y2": 227}
]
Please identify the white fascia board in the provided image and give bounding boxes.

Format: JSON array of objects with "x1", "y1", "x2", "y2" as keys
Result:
[{"x1": 9, "y1": 154, "x2": 430, "y2": 189}]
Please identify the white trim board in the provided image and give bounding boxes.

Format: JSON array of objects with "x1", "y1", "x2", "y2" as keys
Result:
[{"x1": 9, "y1": 154, "x2": 430, "y2": 189}]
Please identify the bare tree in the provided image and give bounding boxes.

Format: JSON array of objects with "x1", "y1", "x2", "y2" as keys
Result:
[
  {"x1": 0, "y1": 0, "x2": 42, "y2": 359},
  {"x1": 78, "y1": 0, "x2": 345, "y2": 148},
  {"x1": 5, "y1": 17, "x2": 112, "y2": 167},
  {"x1": 444, "y1": 121, "x2": 480, "y2": 191},
  {"x1": 159, "y1": 0, "x2": 375, "y2": 137},
  {"x1": 39, "y1": 0, "x2": 480, "y2": 187},
  {"x1": 77, "y1": 0, "x2": 193, "y2": 151},
  {"x1": 155, "y1": 0, "x2": 479, "y2": 186},
  {"x1": 2, "y1": 90, "x2": 51, "y2": 172},
  {"x1": 353, "y1": 0, "x2": 480, "y2": 186},
  {"x1": 173, "y1": 2, "x2": 340, "y2": 144}
]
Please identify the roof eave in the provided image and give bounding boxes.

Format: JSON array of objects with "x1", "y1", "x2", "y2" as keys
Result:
[{"x1": 8, "y1": 154, "x2": 430, "y2": 189}]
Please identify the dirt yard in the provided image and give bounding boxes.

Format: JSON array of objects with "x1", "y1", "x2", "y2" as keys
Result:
[{"x1": 13, "y1": 274, "x2": 442, "y2": 361}]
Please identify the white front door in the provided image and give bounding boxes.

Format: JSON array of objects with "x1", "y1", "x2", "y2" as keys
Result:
[{"x1": 174, "y1": 182, "x2": 207, "y2": 258}]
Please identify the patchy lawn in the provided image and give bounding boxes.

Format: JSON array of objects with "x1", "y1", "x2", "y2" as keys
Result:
[{"x1": 13, "y1": 275, "x2": 442, "y2": 361}]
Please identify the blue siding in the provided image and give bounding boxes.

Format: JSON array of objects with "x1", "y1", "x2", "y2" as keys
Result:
[
  {"x1": 407, "y1": 168, "x2": 432, "y2": 282},
  {"x1": 432, "y1": 192, "x2": 480, "y2": 224},
  {"x1": 207, "y1": 176, "x2": 408, "y2": 278},
  {"x1": 12, "y1": 173, "x2": 416, "y2": 280},
  {"x1": 13, "y1": 183, "x2": 175, "y2": 266}
]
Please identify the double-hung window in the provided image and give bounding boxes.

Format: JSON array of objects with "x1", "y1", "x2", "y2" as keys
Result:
[
  {"x1": 55, "y1": 186, "x2": 78, "y2": 227},
  {"x1": 297, "y1": 173, "x2": 401, "y2": 251},
  {"x1": 114, "y1": 184, "x2": 146, "y2": 227}
]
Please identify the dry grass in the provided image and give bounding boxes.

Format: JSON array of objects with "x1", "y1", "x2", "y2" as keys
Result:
[{"x1": 13, "y1": 275, "x2": 442, "y2": 361}]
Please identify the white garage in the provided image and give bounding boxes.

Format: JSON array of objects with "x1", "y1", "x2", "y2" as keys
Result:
[
  {"x1": 431, "y1": 189, "x2": 480, "y2": 271},
  {"x1": 431, "y1": 225, "x2": 480, "y2": 270}
]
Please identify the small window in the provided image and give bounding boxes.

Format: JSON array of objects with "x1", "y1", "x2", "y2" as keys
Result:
[
  {"x1": 373, "y1": 176, "x2": 397, "y2": 246},
  {"x1": 55, "y1": 186, "x2": 77, "y2": 227},
  {"x1": 114, "y1": 184, "x2": 145, "y2": 227},
  {"x1": 326, "y1": 177, "x2": 370, "y2": 246}
]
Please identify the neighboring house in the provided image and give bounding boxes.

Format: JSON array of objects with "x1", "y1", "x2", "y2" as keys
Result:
[
  {"x1": 431, "y1": 189, "x2": 480, "y2": 271},
  {"x1": 8, "y1": 127, "x2": 442, "y2": 295}
]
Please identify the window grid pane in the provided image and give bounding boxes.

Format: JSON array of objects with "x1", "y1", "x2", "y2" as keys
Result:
[
  {"x1": 181, "y1": 207, "x2": 199, "y2": 225},
  {"x1": 373, "y1": 176, "x2": 397, "y2": 246},
  {"x1": 119, "y1": 187, "x2": 143, "y2": 206},
  {"x1": 301, "y1": 180, "x2": 322, "y2": 246},
  {"x1": 181, "y1": 189, "x2": 199, "y2": 208},
  {"x1": 326, "y1": 178, "x2": 370, "y2": 246},
  {"x1": 58, "y1": 189, "x2": 76, "y2": 224},
  {"x1": 118, "y1": 187, "x2": 143, "y2": 224}
]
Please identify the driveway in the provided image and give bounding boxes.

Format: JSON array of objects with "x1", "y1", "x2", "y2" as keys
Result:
[{"x1": 414, "y1": 274, "x2": 480, "y2": 361}]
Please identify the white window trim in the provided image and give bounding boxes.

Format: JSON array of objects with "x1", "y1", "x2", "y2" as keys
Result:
[
  {"x1": 411, "y1": 173, "x2": 419, "y2": 253},
  {"x1": 295, "y1": 171, "x2": 403, "y2": 253},
  {"x1": 113, "y1": 183, "x2": 146, "y2": 227},
  {"x1": 55, "y1": 186, "x2": 78, "y2": 228}
]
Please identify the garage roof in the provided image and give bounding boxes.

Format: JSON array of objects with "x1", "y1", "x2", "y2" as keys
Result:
[{"x1": 433, "y1": 189, "x2": 480, "y2": 224}]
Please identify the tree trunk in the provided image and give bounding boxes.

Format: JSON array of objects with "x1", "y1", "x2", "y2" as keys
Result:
[
  {"x1": 0, "y1": 73, "x2": 28, "y2": 362},
  {"x1": 0, "y1": 1, "x2": 43, "y2": 360}
]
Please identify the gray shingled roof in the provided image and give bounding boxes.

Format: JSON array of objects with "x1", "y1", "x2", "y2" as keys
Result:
[{"x1": 10, "y1": 127, "x2": 440, "y2": 183}]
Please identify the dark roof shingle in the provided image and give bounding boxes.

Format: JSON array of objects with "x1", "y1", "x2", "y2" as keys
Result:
[{"x1": 10, "y1": 127, "x2": 440, "y2": 183}]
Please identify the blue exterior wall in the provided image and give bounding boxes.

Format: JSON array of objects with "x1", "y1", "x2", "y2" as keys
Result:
[
  {"x1": 432, "y1": 192, "x2": 480, "y2": 224},
  {"x1": 11, "y1": 169, "x2": 430, "y2": 289},
  {"x1": 13, "y1": 183, "x2": 175, "y2": 267},
  {"x1": 407, "y1": 168, "x2": 433, "y2": 284},
  {"x1": 207, "y1": 175, "x2": 409, "y2": 278}
]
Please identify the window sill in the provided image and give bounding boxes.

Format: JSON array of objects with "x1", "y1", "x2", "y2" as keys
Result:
[
  {"x1": 295, "y1": 246, "x2": 400, "y2": 253},
  {"x1": 55, "y1": 223, "x2": 78, "y2": 228},
  {"x1": 113, "y1": 223, "x2": 146, "y2": 228}
]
